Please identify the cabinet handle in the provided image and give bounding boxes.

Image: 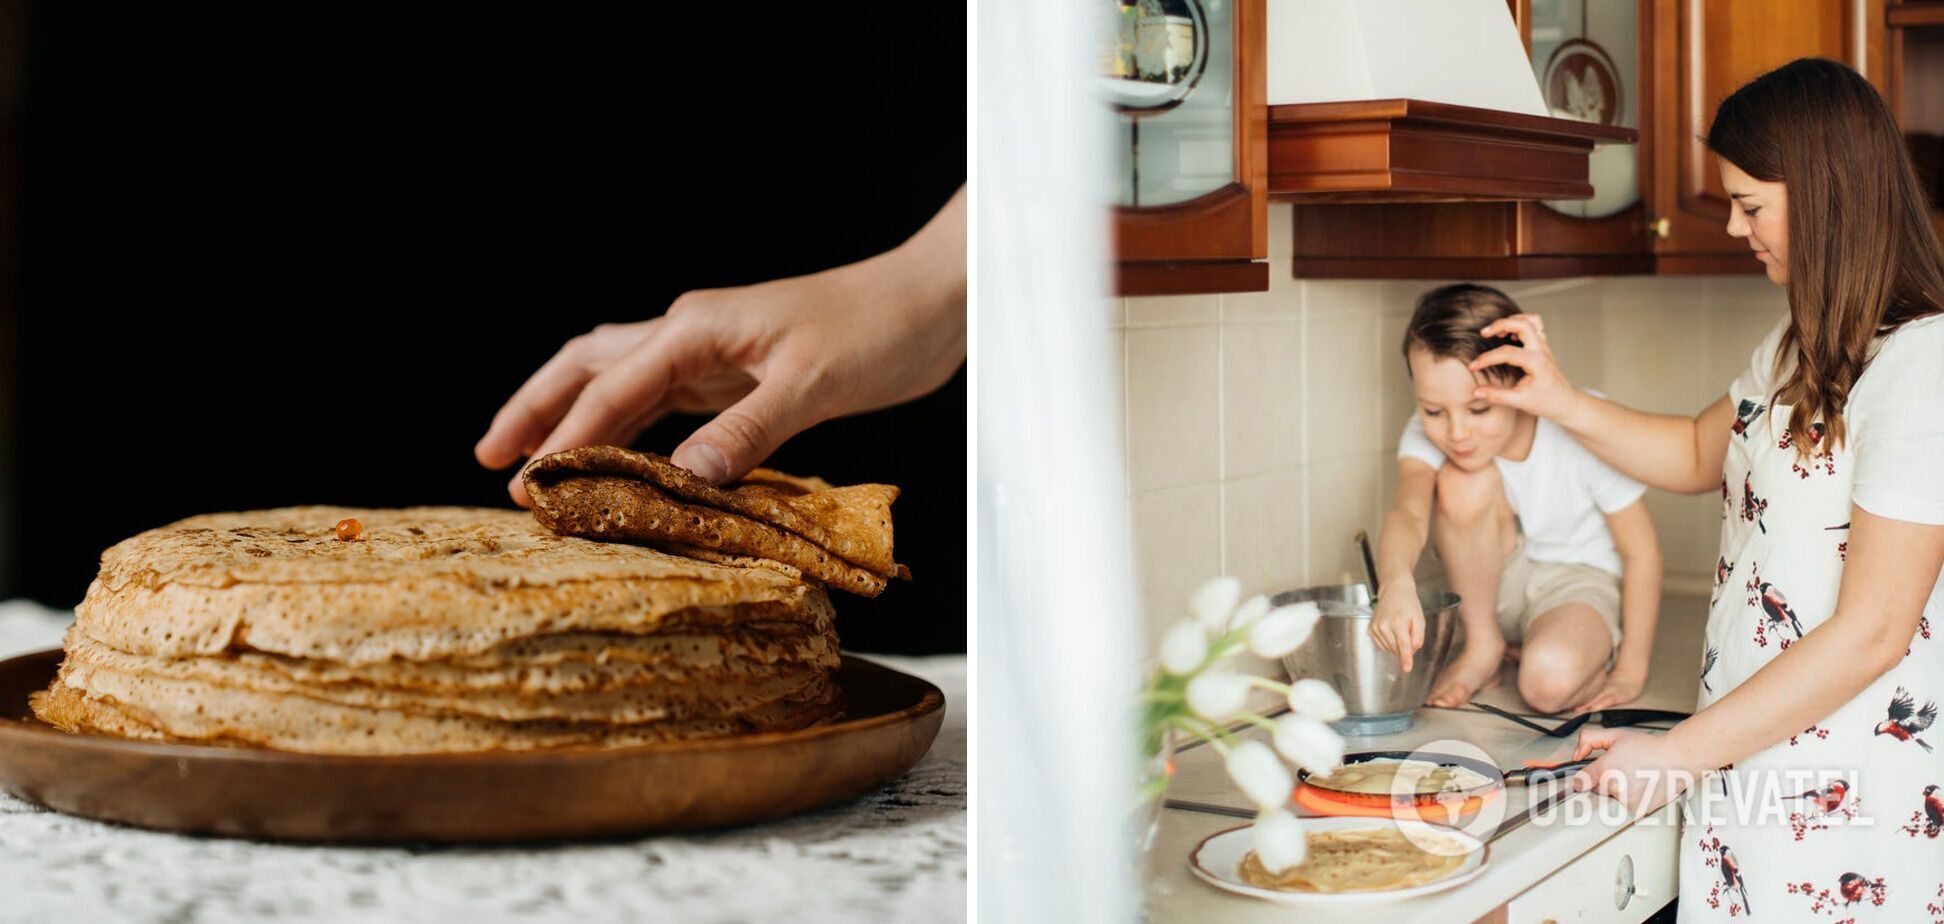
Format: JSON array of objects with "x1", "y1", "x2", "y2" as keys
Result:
[
  {"x1": 1615, "y1": 853, "x2": 1637, "y2": 910},
  {"x1": 1648, "y1": 217, "x2": 1671, "y2": 239}
]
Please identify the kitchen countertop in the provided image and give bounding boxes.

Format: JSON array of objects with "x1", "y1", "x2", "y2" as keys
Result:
[
  {"x1": 1149, "y1": 704, "x2": 1680, "y2": 922},
  {"x1": 0, "y1": 601, "x2": 966, "y2": 924},
  {"x1": 1468, "y1": 592, "x2": 1708, "y2": 717},
  {"x1": 1146, "y1": 592, "x2": 1708, "y2": 922}
]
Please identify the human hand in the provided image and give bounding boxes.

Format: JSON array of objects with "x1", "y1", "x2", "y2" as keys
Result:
[
  {"x1": 1568, "y1": 728, "x2": 1705, "y2": 817},
  {"x1": 1567, "y1": 669, "x2": 1645, "y2": 715},
  {"x1": 1467, "y1": 314, "x2": 1587, "y2": 423},
  {"x1": 476, "y1": 189, "x2": 966, "y2": 505},
  {"x1": 1368, "y1": 581, "x2": 1426, "y2": 673}
]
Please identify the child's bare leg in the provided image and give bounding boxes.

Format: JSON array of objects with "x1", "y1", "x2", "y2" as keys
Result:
[
  {"x1": 1424, "y1": 462, "x2": 1519, "y2": 707},
  {"x1": 1514, "y1": 604, "x2": 1613, "y2": 713}
]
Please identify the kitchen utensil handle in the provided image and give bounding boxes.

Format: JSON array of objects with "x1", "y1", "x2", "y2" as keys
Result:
[
  {"x1": 1514, "y1": 758, "x2": 1595, "y2": 786},
  {"x1": 1595, "y1": 708, "x2": 1691, "y2": 728},
  {"x1": 1471, "y1": 700, "x2": 1572, "y2": 737},
  {"x1": 1162, "y1": 798, "x2": 1257, "y2": 819},
  {"x1": 1355, "y1": 530, "x2": 1380, "y2": 596}
]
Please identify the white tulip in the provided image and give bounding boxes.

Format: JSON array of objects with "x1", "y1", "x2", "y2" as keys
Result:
[
  {"x1": 1252, "y1": 808, "x2": 1308, "y2": 873},
  {"x1": 1224, "y1": 740, "x2": 1294, "y2": 809},
  {"x1": 1190, "y1": 576, "x2": 1241, "y2": 633},
  {"x1": 1228, "y1": 594, "x2": 1270, "y2": 631},
  {"x1": 1186, "y1": 670, "x2": 1249, "y2": 720},
  {"x1": 1248, "y1": 602, "x2": 1321, "y2": 658},
  {"x1": 1272, "y1": 714, "x2": 1345, "y2": 776},
  {"x1": 1286, "y1": 677, "x2": 1347, "y2": 722},
  {"x1": 1159, "y1": 621, "x2": 1208, "y2": 675}
]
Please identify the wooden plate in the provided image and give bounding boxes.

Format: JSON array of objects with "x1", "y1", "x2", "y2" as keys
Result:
[{"x1": 0, "y1": 648, "x2": 944, "y2": 843}]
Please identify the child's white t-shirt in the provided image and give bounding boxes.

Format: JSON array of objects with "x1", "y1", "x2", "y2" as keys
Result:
[{"x1": 1398, "y1": 408, "x2": 1646, "y2": 575}]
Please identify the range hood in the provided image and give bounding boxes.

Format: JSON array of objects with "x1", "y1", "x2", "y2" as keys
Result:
[{"x1": 1265, "y1": 0, "x2": 1633, "y2": 202}]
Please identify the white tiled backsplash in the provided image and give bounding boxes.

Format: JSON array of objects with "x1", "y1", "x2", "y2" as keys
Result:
[{"x1": 1121, "y1": 204, "x2": 1787, "y2": 645}]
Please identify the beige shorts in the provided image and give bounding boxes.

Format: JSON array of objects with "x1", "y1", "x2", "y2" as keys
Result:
[{"x1": 1495, "y1": 539, "x2": 1624, "y2": 649}]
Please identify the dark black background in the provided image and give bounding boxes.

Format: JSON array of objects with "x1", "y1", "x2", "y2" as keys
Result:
[{"x1": 7, "y1": 4, "x2": 965, "y2": 652}]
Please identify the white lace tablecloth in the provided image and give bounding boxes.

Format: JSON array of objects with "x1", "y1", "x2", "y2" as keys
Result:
[{"x1": 0, "y1": 600, "x2": 965, "y2": 924}]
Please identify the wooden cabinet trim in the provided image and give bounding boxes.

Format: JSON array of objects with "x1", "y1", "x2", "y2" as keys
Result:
[
  {"x1": 1115, "y1": 260, "x2": 1268, "y2": 296},
  {"x1": 1267, "y1": 99, "x2": 1636, "y2": 203},
  {"x1": 1114, "y1": 184, "x2": 1256, "y2": 262}
]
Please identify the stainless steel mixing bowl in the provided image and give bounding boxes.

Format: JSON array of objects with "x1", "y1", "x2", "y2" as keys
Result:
[{"x1": 1274, "y1": 582, "x2": 1461, "y2": 736}]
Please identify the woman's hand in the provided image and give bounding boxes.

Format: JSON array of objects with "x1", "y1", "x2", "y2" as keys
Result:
[
  {"x1": 476, "y1": 189, "x2": 966, "y2": 505},
  {"x1": 1368, "y1": 580, "x2": 1427, "y2": 673},
  {"x1": 1566, "y1": 668, "x2": 1645, "y2": 715},
  {"x1": 1468, "y1": 314, "x2": 1588, "y2": 423},
  {"x1": 1568, "y1": 728, "x2": 1707, "y2": 817}
]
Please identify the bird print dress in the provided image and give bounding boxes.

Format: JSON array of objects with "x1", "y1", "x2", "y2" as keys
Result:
[{"x1": 1685, "y1": 315, "x2": 1944, "y2": 922}]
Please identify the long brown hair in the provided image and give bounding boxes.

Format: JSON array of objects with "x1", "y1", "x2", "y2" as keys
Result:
[
  {"x1": 1402, "y1": 283, "x2": 1526, "y2": 386},
  {"x1": 1707, "y1": 57, "x2": 1944, "y2": 458}
]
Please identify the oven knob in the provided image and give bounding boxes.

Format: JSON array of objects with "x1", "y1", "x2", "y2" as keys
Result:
[{"x1": 1614, "y1": 853, "x2": 1636, "y2": 910}]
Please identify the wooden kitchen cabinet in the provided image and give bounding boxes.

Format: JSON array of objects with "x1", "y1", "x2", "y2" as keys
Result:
[
  {"x1": 1651, "y1": 0, "x2": 1888, "y2": 273},
  {"x1": 1289, "y1": 0, "x2": 1894, "y2": 279},
  {"x1": 1887, "y1": 1, "x2": 1944, "y2": 244},
  {"x1": 1111, "y1": 0, "x2": 1269, "y2": 296},
  {"x1": 1289, "y1": 0, "x2": 1650, "y2": 278}
]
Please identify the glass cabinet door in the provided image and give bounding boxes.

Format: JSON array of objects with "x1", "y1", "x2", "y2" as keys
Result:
[
  {"x1": 1105, "y1": 0, "x2": 1236, "y2": 208},
  {"x1": 1529, "y1": 0, "x2": 1640, "y2": 219}
]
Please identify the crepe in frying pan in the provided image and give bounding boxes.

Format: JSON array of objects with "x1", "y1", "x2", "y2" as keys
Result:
[
  {"x1": 1238, "y1": 827, "x2": 1469, "y2": 893},
  {"x1": 1305, "y1": 759, "x2": 1495, "y2": 796},
  {"x1": 521, "y1": 446, "x2": 907, "y2": 597}
]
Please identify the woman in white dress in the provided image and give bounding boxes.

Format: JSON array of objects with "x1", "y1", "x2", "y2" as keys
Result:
[{"x1": 1468, "y1": 58, "x2": 1944, "y2": 920}]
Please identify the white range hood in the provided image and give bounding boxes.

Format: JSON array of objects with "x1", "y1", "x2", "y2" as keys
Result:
[
  {"x1": 1268, "y1": 0, "x2": 1548, "y2": 114},
  {"x1": 1261, "y1": 0, "x2": 1632, "y2": 202}
]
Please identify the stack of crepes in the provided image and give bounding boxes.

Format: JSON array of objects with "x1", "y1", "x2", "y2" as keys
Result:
[
  {"x1": 32, "y1": 452, "x2": 902, "y2": 755},
  {"x1": 1238, "y1": 828, "x2": 1470, "y2": 893}
]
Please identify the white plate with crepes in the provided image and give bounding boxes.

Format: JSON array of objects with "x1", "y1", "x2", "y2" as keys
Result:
[{"x1": 1189, "y1": 815, "x2": 1489, "y2": 905}]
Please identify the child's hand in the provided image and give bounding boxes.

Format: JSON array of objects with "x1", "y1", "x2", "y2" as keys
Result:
[{"x1": 1368, "y1": 584, "x2": 1426, "y2": 673}]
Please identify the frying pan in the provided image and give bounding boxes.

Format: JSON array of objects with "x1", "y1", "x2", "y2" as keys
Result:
[{"x1": 1293, "y1": 749, "x2": 1592, "y2": 822}]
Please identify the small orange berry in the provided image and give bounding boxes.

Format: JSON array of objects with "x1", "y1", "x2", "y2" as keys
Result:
[{"x1": 335, "y1": 518, "x2": 364, "y2": 541}]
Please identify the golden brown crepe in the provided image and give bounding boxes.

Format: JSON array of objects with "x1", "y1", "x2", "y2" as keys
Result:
[
  {"x1": 74, "y1": 506, "x2": 822, "y2": 663},
  {"x1": 31, "y1": 506, "x2": 846, "y2": 754},
  {"x1": 1304, "y1": 759, "x2": 1494, "y2": 796},
  {"x1": 521, "y1": 446, "x2": 906, "y2": 596},
  {"x1": 31, "y1": 673, "x2": 842, "y2": 755},
  {"x1": 1239, "y1": 827, "x2": 1470, "y2": 893}
]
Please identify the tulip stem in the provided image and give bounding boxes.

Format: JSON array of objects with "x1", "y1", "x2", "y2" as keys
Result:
[
  {"x1": 1245, "y1": 676, "x2": 1293, "y2": 698},
  {"x1": 1168, "y1": 715, "x2": 1230, "y2": 750},
  {"x1": 1237, "y1": 713, "x2": 1277, "y2": 733}
]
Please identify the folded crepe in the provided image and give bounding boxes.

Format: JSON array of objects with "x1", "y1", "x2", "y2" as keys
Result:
[
  {"x1": 31, "y1": 506, "x2": 845, "y2": 754},
  {"x1": 521, "y1": 446, "x2": 908, "y2": 597}
]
